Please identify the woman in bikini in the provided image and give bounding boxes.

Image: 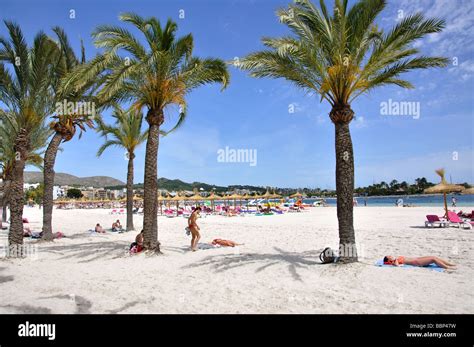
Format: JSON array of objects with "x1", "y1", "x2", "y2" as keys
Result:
[
  {"x1": 383, "y1": 255, "x2": 456, "y2": 269},
  {"x1": 188, "y1": 206, "x2": 201, "y2": 251}
]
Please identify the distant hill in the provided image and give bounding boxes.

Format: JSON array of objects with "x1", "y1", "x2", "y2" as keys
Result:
[
  {"x1": 24, "y1": 171, "x2": 269, "y2": 193},
  {"x1": 24, "y1": 171, "x2": 125, "y2": 187},
  {"x1": 106, "y1": 178, "x2": 267, "y2": 193}
]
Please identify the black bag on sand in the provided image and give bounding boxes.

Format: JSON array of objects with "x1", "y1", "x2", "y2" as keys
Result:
[{"x1": 319, "y1": 247, "x2": 337, "y2": 264}]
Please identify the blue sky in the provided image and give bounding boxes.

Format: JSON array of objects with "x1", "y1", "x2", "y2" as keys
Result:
[{"x1": 2, "y1": 0, "x2": 473, "y2": 188}]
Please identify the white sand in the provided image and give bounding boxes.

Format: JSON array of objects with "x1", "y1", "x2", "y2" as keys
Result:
[{"x1": 0, "y1": 205, "x2": 473, "y2": 314}]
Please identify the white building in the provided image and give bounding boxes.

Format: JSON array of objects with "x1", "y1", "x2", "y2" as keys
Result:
[
  {"x1": 53, "y1": 186, "x2": 65, "y2": 200},
  {"x1": 23, "y1": 183, "x2": 40, "y2": 190}
]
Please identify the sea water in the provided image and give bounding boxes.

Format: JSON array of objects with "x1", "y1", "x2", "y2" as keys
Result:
[{"x1": 303, "y1": 194, "x2": 474, "y2": 207}]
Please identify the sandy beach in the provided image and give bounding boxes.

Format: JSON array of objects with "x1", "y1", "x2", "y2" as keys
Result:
[{"x1": 0, "y1": 205, "x2": 473, "y2": 314}]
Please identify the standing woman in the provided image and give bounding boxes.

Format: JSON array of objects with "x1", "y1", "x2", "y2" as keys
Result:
[{"x1": 188, "y1": 207, "x2": 202, "y2": 251}]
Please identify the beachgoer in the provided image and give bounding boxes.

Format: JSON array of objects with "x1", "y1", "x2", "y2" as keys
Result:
[
  {"x1": 112, "y1": 219, "x2": 122, "y2": 232},
  {"x1": 188, "y1": 206, "x2": 201, "y2": 251},
  {"x1": 211, "y1": 239, "x2": 242, "y2": 247},
  {"x1": 95, "y1": 223, "x2": 105, "y2": 233},
  {"x1": 129, "y1": 230, "x2": 144, "y2": 254},
  {"x1": 452, "y1": 197, "x2": 457, "y2": 207},
  {"x1": 383, "y1": 255, "x2": 456, "y2": 270}
]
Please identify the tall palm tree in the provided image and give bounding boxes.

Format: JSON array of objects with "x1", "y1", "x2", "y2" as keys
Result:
[
  {"x1": 63, "y1": 13, "x2": 229, "y2": 252},
  {"x1": 0, "y1": 21, "x2": 56, "y2": 250},
  {"x1": 41, "y1": 27, "x2": 95, "y2": 241},
  {"x1": 236, "y1": 0, "x2": 448, "y2": 262},
  {"x1": 96, "y1": 105, "x2": 147, "y2": 231}
]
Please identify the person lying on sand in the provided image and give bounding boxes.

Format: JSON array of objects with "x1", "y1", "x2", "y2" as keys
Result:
[
  {"x1": 226, "y1": 209, "x2": 238, "y2": 217},
  {"x1": 383, "y1": 255, "x2": 456, "y2": 270},
  {"x1": 112, "y1": 220, "x2": 122, "y2": 232},
  {"x1": 95, "y1": 223, "x2": 106, "y2": 233},
  {"x1": 23, "y1": 227, "x2": 41, "y2": 238},
  {"x1": 211, "y1": 239, "x2": 242, "y2": 247},
  {"x1": 188, "y1": 206, "x2": 201, "y2": 251}
]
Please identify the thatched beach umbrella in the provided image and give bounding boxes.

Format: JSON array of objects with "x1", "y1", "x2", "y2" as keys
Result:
[
  {"x1": 206, "y1": 191, "x2": 221, "y2": 211},
  {"x1": 227, "y1": 192, "x2": 243, "y2": 207},
  {"x1": 259, "y1": 189, "x2": 274, "y2": 207},
  {"x1": 157, "y1": 191, "x2": 169, "y2": 214},
  {"x1": 169, "y1": 192, "x2": 184, "y2": 214},
  {"x1": 424, "y1": 169, "x2": 465, "y2": 217},
  {"x1": 186, "y1": 191, "x2": 205, "y2": 210},
  {"x1": 290, "y1": 191, "x2": 305, "y2": 198},
  {"x1": 241, "y1": 193, "x2": 253, "y2": 210},
  {"x1": 271, "y1": 190, "x2": 282, "y2": 199}
]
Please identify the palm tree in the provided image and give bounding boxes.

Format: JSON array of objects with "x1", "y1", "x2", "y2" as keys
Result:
[
  {"x1": 0, "y1": 21, "x2": 56, "y2": 250},
  {"x1": 41, "y1": 27, "x2": 95, "y2": 241},
  {"x1": 236, "y1": 0, "x2": 448, "y2": 262},
  {"x1": 63, "y1": 13, "x2": 229, "y2": 252},
  {"x1": 96, "y1": 105, "x2": 147, "y2": 231}
]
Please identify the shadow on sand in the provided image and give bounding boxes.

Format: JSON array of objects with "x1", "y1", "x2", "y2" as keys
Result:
[
  {"x1": 182, "y1": 247, "x2": 324, "y2": 282},
  {"x1": 0, "y1": 267, "x2": 14, "y2": 284},
  {"x1": 39, "y1": 241, "x2": 129, "y2": 263}
]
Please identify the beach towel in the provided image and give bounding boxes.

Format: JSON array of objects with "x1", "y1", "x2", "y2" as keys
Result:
[{"x1": 375, "y1": 259, "x2": 444, "y2": 272}]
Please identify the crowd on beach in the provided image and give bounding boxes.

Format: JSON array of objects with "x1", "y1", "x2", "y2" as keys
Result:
[{"x1": 3, "y1": 196, "x2": 471, "y2": 271}]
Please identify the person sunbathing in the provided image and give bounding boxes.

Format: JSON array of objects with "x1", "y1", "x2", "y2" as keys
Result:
[
  {"x1": 211, "y1": 239, "x2": 242, "y2": 247},
  {"x1": 112, "y1": 220, "x2": 122, "y2": 232},
  {"x1": 226, "y1": 208, "x2": 238, "y2": 217},
  {"x1": 95, "y1": 223, "x2": 105, "y2": 233},
  {"x1": 23, "y1": 227, "x2": 41, "y2": 238},
  {"x1": 383, "y1": 255, "x2": 456, "y2": 269}
]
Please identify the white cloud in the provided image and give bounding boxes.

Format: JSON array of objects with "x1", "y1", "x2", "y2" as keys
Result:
[{"x1": 390, "y1": 0, "x2": 474, "y2": 57}]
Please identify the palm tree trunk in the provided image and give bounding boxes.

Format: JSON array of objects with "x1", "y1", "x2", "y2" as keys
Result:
[
  {"x1": 42, "y1": 132, "x2": 63, "y2": 241},
  {"x1": 9, "y1": 129, "x2": 29, "y2": 255},
  {"x1": 142, "y1": 109, "x2": 163, "y2": 253},
  {"x1": 126, "y1": 152, "x2": 135, "y2": 231},
  {"x1": 2, "y1": 178, "x2": 11, "y2": 222},
  {"x1": 331, "y1": 105, "x2": 358, "y2": 263}
]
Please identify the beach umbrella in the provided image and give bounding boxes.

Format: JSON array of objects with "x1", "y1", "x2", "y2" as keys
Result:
[
  {"x1": 290, "y1": 191, "x2": 306, "y2": 198},
  {"x1": 186, "y1": 192, "x2": 204, "y2": 201},
  {"x1": 424, "y1": 169, "x2": 465, "y2": 217},
  {"x1": 169, "y1": 192, "x2": 185, "y2": 215},
  {"x1": 157, "y1": 191, "x2": 168, "y2": 214},
  {"x1": 184, "y1": 189, "x2": 205, "y2": 212},
  {"x1": 259, "y1": 189, "x2": 274, "y2": 207},
  {"x1": 271, "y1": 190, "x2": 282, "y2": 199},
  {"x1": 241, "y1": 193, "x2": 253, "y2": 210},
  {"x1": 206, "y1": 191, "x2": 221, "y2": 211},
  {"x1": 226, "y1": 192, "x2": 243, "y2": 208}
]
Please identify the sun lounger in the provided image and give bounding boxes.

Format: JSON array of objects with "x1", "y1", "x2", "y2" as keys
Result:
[
  {"x1": 447, "y1": 211, "x2": 473, "y2": 229},
  {"x1": 424, "y1": 215, "x2": 448, "y2": 228},
  {"x1": 110, "y1": 209, "x2": 117, "y2": 215}
]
